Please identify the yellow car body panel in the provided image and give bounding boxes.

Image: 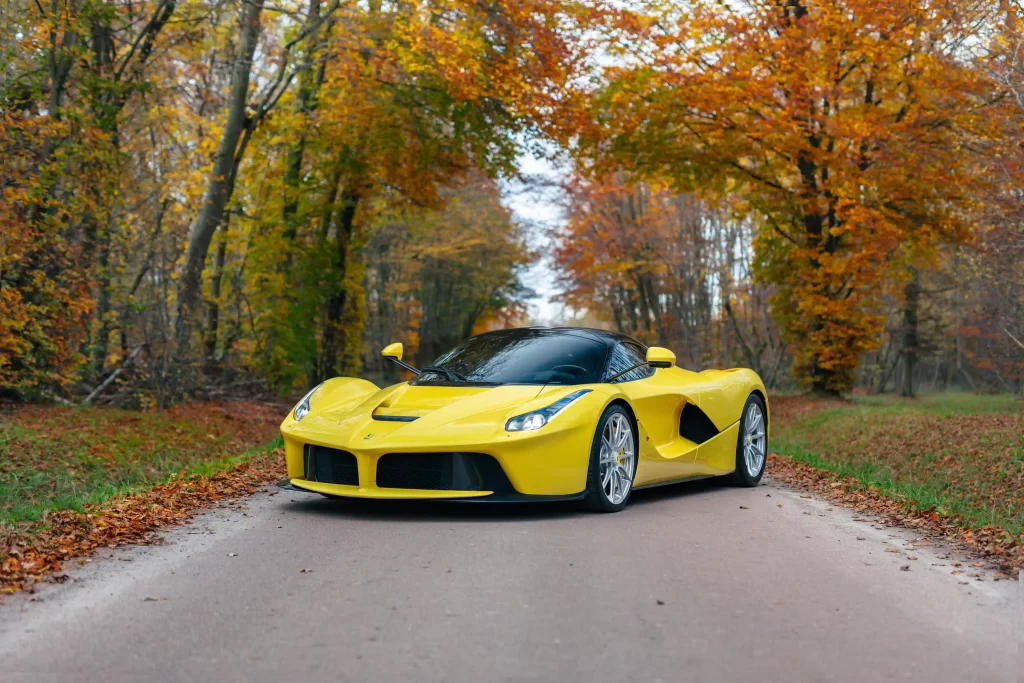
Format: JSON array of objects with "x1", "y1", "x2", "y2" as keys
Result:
[{"x1": 280, "y1": 358, "x2": 768, "y2": 501}]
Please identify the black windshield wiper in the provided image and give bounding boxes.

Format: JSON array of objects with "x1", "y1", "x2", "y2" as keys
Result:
[{"x1": 422, "y1": 365, "x2": 468, "y2": 383}]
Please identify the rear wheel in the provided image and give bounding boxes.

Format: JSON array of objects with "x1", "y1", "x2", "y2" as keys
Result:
[
  {"x1": 583, "y1": 405, "x2": 637, "y2": 512},
  {"x1": 730, "y1": 394, "x2": 767, "y2": 487}
]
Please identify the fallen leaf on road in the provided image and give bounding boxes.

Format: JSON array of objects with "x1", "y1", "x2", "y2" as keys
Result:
[
  {"x1": 766, "y1": 443, "x2": 1023, "y2": 578},
  {"x1": 656, "y1": 600, "x2": 665, "y2": 606}
]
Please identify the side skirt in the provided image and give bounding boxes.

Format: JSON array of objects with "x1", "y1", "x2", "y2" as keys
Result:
[{"x1": 633, "y1": 474, "x2": 718, "y2": 491}]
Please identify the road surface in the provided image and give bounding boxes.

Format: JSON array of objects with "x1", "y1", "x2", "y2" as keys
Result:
[{"x1": 1, "y1": 479, "x2": 1020, "y2": 682}]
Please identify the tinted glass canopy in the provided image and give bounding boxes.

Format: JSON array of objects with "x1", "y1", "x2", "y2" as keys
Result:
[
  {"x1": 414, "y1": 328, "x2": 617, "y2": 386},
  {"x1": 605, "y1": 341, "x2": 654, "y2": 383}
]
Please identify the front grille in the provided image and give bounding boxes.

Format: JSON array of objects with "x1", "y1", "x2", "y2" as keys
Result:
[
  {"x1": 375, "y1": 453, "x2": 513, "y2": 492},
  {"x1": 303, "y1": 445, "x2": 359, "y2": 485}
]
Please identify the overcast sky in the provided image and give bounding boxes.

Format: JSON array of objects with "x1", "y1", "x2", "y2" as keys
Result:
[{"x1": 502, "y1": 150, "x2": 571, "y2": 325}]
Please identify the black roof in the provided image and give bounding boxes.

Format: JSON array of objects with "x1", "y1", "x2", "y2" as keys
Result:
[{"x1": 474, "y1": 326, "x2": 646, "y2": 349}]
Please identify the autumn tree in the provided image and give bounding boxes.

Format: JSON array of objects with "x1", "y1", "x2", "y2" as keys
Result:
[
  {"x1": 362, "y1": 174, "x2": 533, "y2": 382},
  {"x1": 585, "y1": 0, "x2": 1008, "y2": 393},
  {"x1": 1, "y1": 0, "x2": 181, "y2": 395},
  {"x1": 230, "y1": 0, "x2": 596, "y2": 388},
  {"x1": 554, "y1": 173, "x2": 788, "y2": 382},
  {"x1": 174, "y1": 0, "x2": 340, "y2": 359}
]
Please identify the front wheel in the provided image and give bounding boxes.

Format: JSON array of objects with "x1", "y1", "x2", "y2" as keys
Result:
[
  {"x1": 583, "y1": 405, "x2": 638, "y2": 512},
  {"x1": 730, "y1": 394, "x2": 768, "y2": 487}
]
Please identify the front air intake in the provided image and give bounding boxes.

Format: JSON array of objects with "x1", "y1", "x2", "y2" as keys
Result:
[
  {"x1": 303, "y1": 445, "x2": 359, "y2": 485},
  {"x1": 375, "y1": 453, "x2": 513, "y2": 492}
]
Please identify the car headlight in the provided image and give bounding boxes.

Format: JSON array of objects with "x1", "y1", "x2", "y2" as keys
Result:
[
  {"x1": 292, "y1": 383, "x2": 323, "y2": 422},
  {"x1": 505, "y1": 389, "x2": 592, "y2": 432}
]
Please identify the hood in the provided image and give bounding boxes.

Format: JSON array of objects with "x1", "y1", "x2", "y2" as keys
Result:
[
  {"x1": 314, "y1": 382, "x2": 581, "y2": 440},
  {"x1": 367, "y1": 383, "x2": 547, "y2": 423},
  {"x1": 290, "y1": 381, "x2": 593, "y2": 450}
]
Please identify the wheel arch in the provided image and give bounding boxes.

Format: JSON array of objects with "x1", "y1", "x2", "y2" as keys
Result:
[
  {"x1": 582, "y1": 396, "x2": 640, "y2": 512},
  {"x1": 605, "y1": 397, "x2": 638, "y2": 433},
  {"x1": 748, "y1": 387, "x2": 770, "y2": 438}
]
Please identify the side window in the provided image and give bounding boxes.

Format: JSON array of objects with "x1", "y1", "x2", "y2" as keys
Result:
[{"x1": 605, "y1": 343, "x2": 653, "y2": 383}]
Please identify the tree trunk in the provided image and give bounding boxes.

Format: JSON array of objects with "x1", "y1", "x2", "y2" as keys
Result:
[
  {"x1": 92, "y1": 227, "x2": 114, "y2": 372},
  {"x1": 204, "y1": 226, "x2": 229, "y2": 375},
  {"x1": 901, "y1": 267, "x2": 920, "y2": 398},
  {"x1": 320, "y1": 188, "x2": 360, "y2": 380},
  {"x1": 280, "y1": 0, "x2": 324, "y2": 272},
  {"x1": 175, "y1": 0, "x2": 263, "y2": 349}
]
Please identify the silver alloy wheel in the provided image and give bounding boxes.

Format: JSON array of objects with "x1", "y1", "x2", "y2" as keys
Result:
[
  {"x1": 743, "y1": 402, "x2": 767, "y2": 477},
  {"x1": 599, "y1": 413, "x2": 636, "y2": 505}
]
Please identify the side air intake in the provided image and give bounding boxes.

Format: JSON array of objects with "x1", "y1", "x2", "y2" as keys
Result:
[{"x1": 679, "y1": 403, "x2": 720, "y2": 444}]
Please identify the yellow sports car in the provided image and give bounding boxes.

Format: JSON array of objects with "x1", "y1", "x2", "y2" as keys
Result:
[{"x1": 279, "y1": 327, "x2": 768, "y2": 512}]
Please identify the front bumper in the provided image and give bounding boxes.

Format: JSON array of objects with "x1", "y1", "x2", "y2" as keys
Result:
[
  {"x1": 277, "y1": 479, "x2": 586, "y2": 503},
  {"x1": 279, "y1": 411, "x2": 595, "y2": 498}
]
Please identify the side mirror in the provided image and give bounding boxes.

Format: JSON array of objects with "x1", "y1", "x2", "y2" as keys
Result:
[
  {"x1": 646, "y1": 346, "x2": 676, "y2": 369},
  {"x1": 381, "y1": 342, "x2": 421, "y2": 376}
]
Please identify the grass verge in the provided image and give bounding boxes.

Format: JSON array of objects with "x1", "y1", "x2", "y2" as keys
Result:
[
  {"x1": 769, "y1": 393, "x2": 1024, "y2": 575},
  {"x1": 0, "y1": 402, "x2": 287, "y2": 595},
  {"x1": 0, "y1": 402, "x2": 283, "y2": 526}
]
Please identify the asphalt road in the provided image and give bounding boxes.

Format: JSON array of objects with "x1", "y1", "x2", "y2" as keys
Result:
[{"x1": 1, "y1": 480, "x2": 1020, "y2": 683}]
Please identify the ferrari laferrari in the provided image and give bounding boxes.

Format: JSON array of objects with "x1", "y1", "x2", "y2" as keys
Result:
[{"x1": 279, "y1": 327, "x2": 769, "y2": 512}]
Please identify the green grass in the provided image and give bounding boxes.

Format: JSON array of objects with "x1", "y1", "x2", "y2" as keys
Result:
[
  {"x1": 847, "y1": 392, "x2": 1023, "y2": 416},
  {"x1": 0, "y1": 404, "x2": 282, "y2": 528},
  {"x1": 773, "y1": 392, "x2": 1024, "y2": 536}
]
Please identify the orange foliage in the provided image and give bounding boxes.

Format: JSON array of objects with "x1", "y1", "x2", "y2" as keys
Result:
[
  {"x1": 0, "y1": 112, "x2": 96, "y2": 395},
  {"x1": 584, "y1": 0, "x2": 1012, "y2": 392}
]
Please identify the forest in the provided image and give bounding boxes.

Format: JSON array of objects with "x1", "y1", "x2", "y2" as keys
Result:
[{"x1": 2, "y1": 0, "x2": 1023, "y2": 404}]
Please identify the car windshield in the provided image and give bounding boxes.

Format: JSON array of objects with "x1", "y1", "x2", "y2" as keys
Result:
[{"x1": 413, "y1": 329, "x2": 609, "y2": 386}]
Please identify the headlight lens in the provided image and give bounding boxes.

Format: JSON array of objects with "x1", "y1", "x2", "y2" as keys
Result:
[
  {"x1": 505, "y1": 389, "x2": 592, "y2": 432},
  {"x1": 292, "y1": 383, "x2": 323, "y2": 422}
]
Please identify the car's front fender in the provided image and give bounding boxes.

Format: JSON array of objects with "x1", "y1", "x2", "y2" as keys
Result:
[{"x1": 280, "y1": 377, "x2": 381, "y2": 430}]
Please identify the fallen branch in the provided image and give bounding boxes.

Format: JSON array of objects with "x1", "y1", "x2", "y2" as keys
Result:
[
  {"x1": 43, "y1": 392, "x2": 77, "y2": 407},
  {"x1": 82, "y1": 344, "x2": 147, "y2": 406},
  {"x1": 1004, "y1": 327, "x2": 1024, "y2": 352}
]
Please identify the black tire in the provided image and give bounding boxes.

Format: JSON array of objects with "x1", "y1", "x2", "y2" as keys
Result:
[
  {"x1": 583, "y1": 404, "x2": 638, "y2": 512},
  {"x1": 730, "y1": 393, "x2": 768, "y2": 487}
]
